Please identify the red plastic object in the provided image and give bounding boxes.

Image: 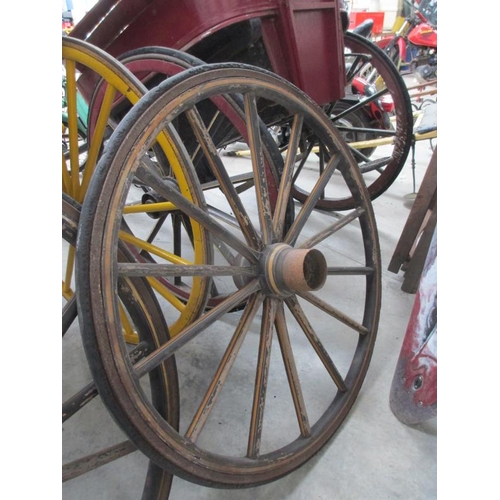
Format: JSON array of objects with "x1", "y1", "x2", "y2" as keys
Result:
[{"x1": 349, "y1": 11, "x2": 385, "y2": 34}]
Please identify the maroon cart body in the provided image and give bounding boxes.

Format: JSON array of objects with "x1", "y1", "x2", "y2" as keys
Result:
[{"x1": 70, "y1": 0, "x2": 347, "y2": 105}]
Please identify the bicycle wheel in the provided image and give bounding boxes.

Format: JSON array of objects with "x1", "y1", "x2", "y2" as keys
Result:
[
  {"x1": 292, "y1": 30, "x2": 413, "y2": 211},
  {"x1": 62, "y1": 36, "x2": 212, "y2": 335},
  {"x1": 62, "y1": 193, "x2": 179, "y2": 499},
  {"x1": 77, "y1": 63, "x2": 381, "y2": 488}
]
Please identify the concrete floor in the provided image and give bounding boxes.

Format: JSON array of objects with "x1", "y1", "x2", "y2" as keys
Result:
[{"x1": 62, "y1": 114, "x2": 437, "y2": 498}]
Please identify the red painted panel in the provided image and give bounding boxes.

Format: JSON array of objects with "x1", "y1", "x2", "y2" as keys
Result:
[{"x1": 70, "y1": 0, "x2": 346, "y2": 104}]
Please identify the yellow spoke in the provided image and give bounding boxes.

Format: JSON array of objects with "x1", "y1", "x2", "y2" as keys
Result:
[
  {"x1": 147, "y1": 277, "x2": 186, "y2": 314},
  {"x1": 79, "y1": 84, "x2": 117, "y2": 202},
  {"x1": 119, "y1": 230, "x2": 193, "y2": 266},
  {"x1": 123, "y1": 201, "x2": 177, "y2": 214},
  {"x1": 62, "y1": 152, "x2": 71, "y2": 195},
  {"x1": 62, "y1": 281, "x2": 74, "y2": 301},
  {"x1": 64, "y1": 60, "x2": 81, "y2": 198},
  {"x1": 63, "y1": 246, "x2": 76, "y2": 296},
  {"x1": 118, "y1": 302, "x2": 139, "y2": 344}
]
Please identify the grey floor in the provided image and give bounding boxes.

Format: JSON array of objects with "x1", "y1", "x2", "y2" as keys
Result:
[{"x1": 62, "y1": 104, "x2": 437, "y2": 498}]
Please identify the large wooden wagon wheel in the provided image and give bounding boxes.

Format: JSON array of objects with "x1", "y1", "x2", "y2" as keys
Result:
[
  {"x1": 291, "y1": 30, "x2": 414, "y2": 211},
  {"x1": 76, "y1": 63, "x2": 381, "y2": 488},
  {"x1": 62, "y1": 36, "x2": 212, "y2": 337}
]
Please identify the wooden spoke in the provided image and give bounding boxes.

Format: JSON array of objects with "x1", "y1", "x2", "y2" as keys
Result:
[
  {"x1": 64, "y1": 59, "x2": 80, "y2": 199},
  {"x1": 247, "y1": 297, "x2": 279, "y2": 458},
  {"x1": 298, "y1": 208, "x2": 365, "y2": 249},
  {"x1": 62, "y1": 342, "x2": 150, "y2": 423},
  {"x1": 136, "y1": 161, "x2": 259, "y2": 263},
  {"x1": 134, "y1": 280, "x2": 261, "y2": 378},
  {"x1": 243, "y1": 92, "x2": 273, "y2": 245},
  {"x1": 185, "y1": 293, "x2": 265, "y2": 442},
  {"x1": 291, "y1": 139, "x2": 315, "y2": 185},
  {"x1": 327, "y1": 266, "x2": 375, "y2": 276},
  {"x1": 200, "y1": 171, "x2": 254, "y2": 191},
  {"x1": 63, "y1": 441, "x2": 137, "y2": 482},
  {"x1": 118, "y1": 263, "x2": 256, "y2": 278},
  {"x1": 79, "y1": 83, "x2": 117, "y2": 202},
  {"x1": 298, "y1": 291, "x2": 369, "y2": 336},
  {"x1": 62, "y1": 152, "x2": 71, "y2": 194},
  {"x1": 273, "y1": 113, "x2": 304, "y2": 239},
  {"x1": 285, "y1": 154, "x2": 342, "y2": 246},
  {"x1": 186, "y1": 107, "x2": 262, "y2": 250},
  {"x1": 119, "y1": 230, "x2": 193, "y2": 266},
  {"x1": 285, "y1": 296, "x2": 347, "y2": 391},
  {"x1": 275, "y1": 303, "x2": 311, "y2": 437},
  {"x1": 63, "y1": 245, "x2": 76, "y2": 298}
]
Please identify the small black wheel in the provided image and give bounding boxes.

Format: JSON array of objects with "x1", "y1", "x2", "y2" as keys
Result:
[{"x1": 77, "y1": 63, "x2": 381, "y2": 488}]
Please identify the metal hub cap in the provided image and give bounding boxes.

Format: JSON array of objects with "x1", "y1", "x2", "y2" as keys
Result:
[{"x1": 262, "y1": 243, "x2": 327, "y2": 296}]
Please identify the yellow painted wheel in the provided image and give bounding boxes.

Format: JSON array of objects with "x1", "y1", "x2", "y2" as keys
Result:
[{"x1": 62, "y1": 37, "x2": 212, "y2": 336}]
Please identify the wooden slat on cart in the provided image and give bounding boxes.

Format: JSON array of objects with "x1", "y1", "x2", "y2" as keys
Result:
[{"x1": 388, "y1": 146, "x2": 437, "y2": 293}]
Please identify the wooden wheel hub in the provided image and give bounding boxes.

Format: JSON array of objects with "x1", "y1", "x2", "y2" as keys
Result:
[{"x1": 262, "y1": 243, "x2": 327, "y2": 296}]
